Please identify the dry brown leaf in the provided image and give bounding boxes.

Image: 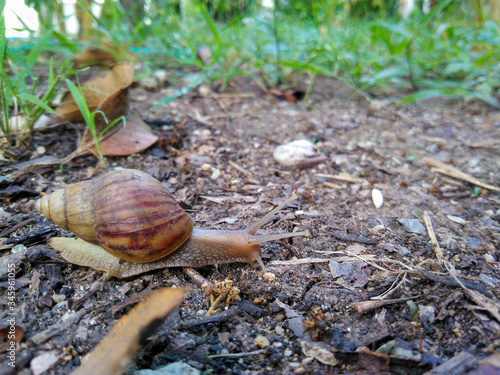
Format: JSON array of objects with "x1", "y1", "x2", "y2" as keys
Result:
[
  {"x1": 75, "y1": 88, "x2": 157, "y2": 157},
  {"x1": 73, "y1": 44, "x2": 136, "y2": 69},
  {"x1": 78, "y1": 87, "x2": 130, "y2": 149},
  {"x1": 71, "y1": 287, "x2": 189, "y2": 375},
  {"x1": 267, "y1": 88, "x2": 306, "y2": 104},
  {"x1": 97, "y1": 111, "x2": 158, "y2": 156},
  {"x1": 57, "y1": 62, "x2": 134, "y2": 122}
]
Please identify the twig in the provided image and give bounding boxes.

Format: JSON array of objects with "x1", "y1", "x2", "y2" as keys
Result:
[
  {"x1": 268, "y1": 256, "x2": 375, "y2": 267},
  {"x1": 208, "y1": 350, "x2": 265, "y2": 359},
  {"x1": 444, "y1": 262, "x2": 500, "y2": 323},
  {"x1": 183, "y1": 267, "x2": 212, "y2": 289},
  {"x1": 323, "y1": 181, "x2": 342, "y2": 189},
  {"x1": 110, "y1": 283, "x2": 158, "y2": 314},
  {"x1": 0, "y1": 217, "x2": 36, "y2": 237},
  {"x1": 315, "y1": 173, "x2": 364, "y2": 183},
  {"x1": 424, "y1": 157, "x2": 500, "y2": 192},
  {"x1": 371, "y1": 272, "x2": 409, "y2": 300},
  {"x1": 328, "y1": 230, "x2": 377, "y2": 245},
  {"x1": 228, "y1": 160, "x2": 253, "y2": 177},
  {"x1": 353, "y1": 296, "x2": 418, "y2": 314},
  {"x1": 72, "y1": 273, "x2": 112, "y2": 310},
  {"x1": 30, "y1": 308, "x2": 87, "y2": 345},
  {"x1": 277, "y1": 240, "x2": 302, "y2": 258},
  {"x1": 295, "y1": 155, "x2": 327, "y2": 169},
  {"x1": 179, "y1": 306, "x2": 239, "y2": 330},
  {"x1": 423, "y1": 212, "x2": 443, "y2": 265},
  {"x1": 415, "y1": 267, "x2": 491, "y2": 296}
]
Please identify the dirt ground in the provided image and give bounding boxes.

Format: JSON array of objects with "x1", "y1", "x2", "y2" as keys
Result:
[{"x1": 1, "y1": 75, "x2": 500, "y2": 375}]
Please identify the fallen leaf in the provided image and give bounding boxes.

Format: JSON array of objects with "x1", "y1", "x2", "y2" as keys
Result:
[
  {"x1": 57, "y1": 62, "x2": 134, "y2": 122},
  {"x1": 75, "y1": 88, "x2": 157, "y2": 157},
  {"x1": 268, "y1": 88, "x2": 306, "y2": 104},
  {"x1": 97, "y1": 111, "x2": 158, "y2": 156},
  {"x1": 71, "y1": 287, "x2": 189, "y2": 375},
  {"x1": 73, "y1": 44, "x2": 136, "y2": 69}
]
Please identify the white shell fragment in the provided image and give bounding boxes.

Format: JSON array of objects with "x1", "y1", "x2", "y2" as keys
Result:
[
  {"x1": 447, "y1": 215, "x2": 466, "y2": 225},
  {"x1": 372, "y1": 188, "x2": 384, "y2": 208},
  {"x1": 273, "y1": 139, "x2": 317, "y2": 166}
]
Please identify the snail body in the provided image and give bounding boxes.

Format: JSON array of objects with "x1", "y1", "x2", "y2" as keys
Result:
[{"x1": 36, "y1": 169, "x2": 309, "y2": 277}]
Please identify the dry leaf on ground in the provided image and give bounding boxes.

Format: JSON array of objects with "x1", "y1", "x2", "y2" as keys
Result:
[
  {"x1": 57, "y1": 62, "x2": 134, "y2": 122},
  {"x1": 73, "y1": 44, "x2": 136, "y2": 69},
  {"x1": 97, "y1": 111, "x2": 158, "y2": 156},
  {"x1": 71, "y1": 287, "x2": 189, "y2": 375},
  {"x1": 74, "y1": 87, "x2": 158, "y2": 157}
]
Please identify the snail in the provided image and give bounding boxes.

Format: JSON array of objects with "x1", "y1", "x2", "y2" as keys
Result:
[{"x1": 36, "y1": 169, "x2": 309, "y2": 278}]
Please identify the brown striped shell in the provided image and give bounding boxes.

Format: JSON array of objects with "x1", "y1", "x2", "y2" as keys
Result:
[{"x1": 35, "y1": 169, "x2": 194, "y2": 263}]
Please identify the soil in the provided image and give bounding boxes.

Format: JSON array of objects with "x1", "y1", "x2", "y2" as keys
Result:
[{"x1": 1, "y1": 75, "x2": 500, "y2": 375}]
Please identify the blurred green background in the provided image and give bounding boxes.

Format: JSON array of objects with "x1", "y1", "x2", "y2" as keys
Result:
[{"x1": 1, "y1": 0, "x2": 499, "y2": 138}]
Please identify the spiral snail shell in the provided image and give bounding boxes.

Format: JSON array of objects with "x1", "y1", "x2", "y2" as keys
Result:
[{"x1": 36, "y1": 169, "x2": 309, "y2": 277}]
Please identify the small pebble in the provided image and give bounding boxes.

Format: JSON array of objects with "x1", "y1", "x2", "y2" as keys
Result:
[
  {"x1": 135, "y1": 362, "x2": 200, "y2": 375},
  {"x1": 36, "y1": 146, "x2": 46, "y2": 155},
  {"x1": 447, "y1": 215, "x2": 466, "y2": 225},
  {"x1": 210, "y1": 168, "x2": 221, "y2": 180},
  {"x1": 218, "y1": 332, "x2": 231, "y2": 346},
  {"x1": 469, "y1": 237, "x2": 481, "y2": 246},
  {"x1": 198, "y1": 85, "x2": 211, "y2": 97},
  {"x1": 273, "y1": 139, "x2": 317, "y2": 166},
  {"x1": 263, "y1": 272, "x2": 276, "y2": 282},
  {"x1": 139, "y1": 76, "x2": 158, "y2": 90},
  {"x1": 52, "y1": 294, "x2": 66, "y2": 303},
  {"x1": 397, "y1": 219, "x2": 426, "y2": 234},
  {"x1": 372, "y1": 188, "x2": 384, "y2": 208},
  {"x1": 255, "y1": 335, "x2": 270, "y2": 348},
  {"x1": 275, "y1": 326, "x2": 285, "y2": 335},
  {"x1": 12, "y1": 244, "x2": 27, "y2": 254},
  {"x1": 154, "y1": 69, "x2": 169, "y2": 86},
  {"x1": 484, "y1": 253, "x2": 494, "y2": 263},
  {"x1": 418, "y1": 304, "x2": 435, "y2": 324}
]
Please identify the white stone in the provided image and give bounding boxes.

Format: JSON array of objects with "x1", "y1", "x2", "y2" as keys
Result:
[{"x1": 273, "y1": 139, "x2": 317, "y2": 166}]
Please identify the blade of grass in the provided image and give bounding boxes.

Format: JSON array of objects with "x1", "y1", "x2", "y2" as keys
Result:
[
  {"x1": 17, "y1": 93, "x2": 60, "y2": 116},
  {"x1": 152, "y1": 74, "x2": 205, "y2": 109},
  {"x1": 0, "y1": 0, "x2": 6, "y2": 64},
  {"x1": 199, "y1": 2, "x2": 222, "y2": 60}
]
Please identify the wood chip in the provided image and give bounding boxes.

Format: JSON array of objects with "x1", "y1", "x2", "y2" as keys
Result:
[{"x1": 424, "y1": 351, "x2": 480, "y2": 375}]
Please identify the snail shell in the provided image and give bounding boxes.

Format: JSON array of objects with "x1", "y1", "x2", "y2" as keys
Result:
[{"x1": 36, "y1": 169, "x2": 193, "y2": 263}]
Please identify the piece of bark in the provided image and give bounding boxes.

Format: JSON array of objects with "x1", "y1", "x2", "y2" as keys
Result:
[{"x1": 424, "y1": 351, "x2": 480, "y2": 375}]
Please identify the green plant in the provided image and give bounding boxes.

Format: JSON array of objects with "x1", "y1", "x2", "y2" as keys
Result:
[
  {"x1": 0, "y1": 1, "x2": 72, "y2": 141},
  {"x1": 65, "y1": 79, "x2": 125, "y2": 165}
]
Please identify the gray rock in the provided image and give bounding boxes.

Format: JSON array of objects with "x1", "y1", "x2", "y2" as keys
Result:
[
  {"x1": 397, "y1": 219, "x2": 426, "y2": 234},
  {"x1": 135, "y1": 362, "x2": 200, "y2": 375}
]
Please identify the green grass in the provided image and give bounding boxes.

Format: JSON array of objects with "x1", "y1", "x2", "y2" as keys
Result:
[
  {"x1": 2, "y1": 0, "x2": 499, "y2": 142},
  {"x1": 131, "y1": 0, "x2": 499, "y2": 107},
  {"x1": 65, "y1": 79, "x2": 125, "y2": 165}
]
